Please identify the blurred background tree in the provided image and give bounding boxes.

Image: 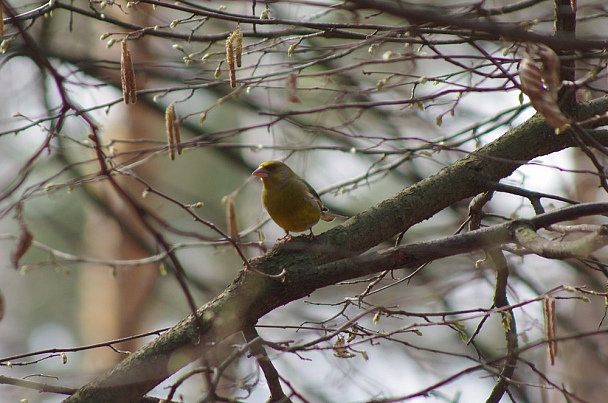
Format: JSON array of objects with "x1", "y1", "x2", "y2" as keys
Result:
[{"x1": 1, "y1": 0, "x2": 608, "y2": 402}]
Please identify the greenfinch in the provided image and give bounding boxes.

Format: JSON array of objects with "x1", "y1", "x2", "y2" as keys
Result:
[{"x1": 252, "y1": 161, "x2": 336, "y2": 239}]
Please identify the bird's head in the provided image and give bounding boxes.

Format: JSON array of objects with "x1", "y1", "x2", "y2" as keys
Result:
[{"x1": 252, "y1": 161, "x2": 294, "y2": 187}]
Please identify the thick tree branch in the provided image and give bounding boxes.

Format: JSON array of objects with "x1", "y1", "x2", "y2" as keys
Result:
[
  {"x1": 347, "y1": 0, "x2": 608, "y2": 51},
  {"x1": 63, "y1": 95, "x2": 608, "y2": 401}
]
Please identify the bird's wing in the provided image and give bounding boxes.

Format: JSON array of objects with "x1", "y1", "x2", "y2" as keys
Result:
[
  {"x1": 301, "y1": 179, "x2": 326, "y2": 210},
  {"x1": 300, "y1": 179, "x2": 337, "y2": 222}
]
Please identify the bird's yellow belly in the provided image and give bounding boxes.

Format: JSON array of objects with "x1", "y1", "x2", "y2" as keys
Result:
[{"x1": 262, "y1": 188, "x2": 321, "y2": 232}]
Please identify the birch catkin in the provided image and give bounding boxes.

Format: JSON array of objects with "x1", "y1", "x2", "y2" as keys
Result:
[
  {"x1": 226, "y1": 35, "x2": 236, "y2": 88},
  {"x1": 165, "y1": 103, "x2": 177, "y2": 160},
  {"x1": 0, "y1": 6, "x2": 4, "y2": 37},
  {"x1": 225, "y1": 26, "x2": 243, "y2": 88},
  {"x1": 120, "y1": 40, "x2": 137, "y2": 104},
  {"x1": 235, "y1": 26, "x2": 243, "y2": 68}
]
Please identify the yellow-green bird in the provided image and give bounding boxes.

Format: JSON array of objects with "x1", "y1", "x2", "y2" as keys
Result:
[{"x1": 252, "y1": 161, "x2": 336, "y2": 240}]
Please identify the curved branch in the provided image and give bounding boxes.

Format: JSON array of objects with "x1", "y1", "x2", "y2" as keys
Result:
[{"x1": 514, "y1": 223, "x2": 608, "y2": 258}]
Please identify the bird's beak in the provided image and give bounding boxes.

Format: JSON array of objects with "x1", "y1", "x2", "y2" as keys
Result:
[{"x1": 252, "y1": 166, "x2": 268, "y2": 178}]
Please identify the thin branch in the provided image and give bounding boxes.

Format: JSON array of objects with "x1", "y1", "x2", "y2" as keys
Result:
[
  {"x1": 485, "y1": 249, "x2": 518, "y2": 403},
  {"x1": 242, "y1": 326, "x2": 292, "y2": 403}
]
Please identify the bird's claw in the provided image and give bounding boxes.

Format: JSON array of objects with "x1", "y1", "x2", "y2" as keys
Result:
[{"x1": 277, "y1": 232, "x2": 293, "y2": 242}]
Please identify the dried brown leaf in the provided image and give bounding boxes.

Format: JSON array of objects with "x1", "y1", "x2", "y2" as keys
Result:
[
  {"x1": 536, "y1": 44, "x2": 561, "y2": 101},
  {"x1": 333, "y1": 335, "x2": 356, "y2": 359},
  {"x1": 286, "y1": 73, "x2": 300, "y2": 103},
  {"x1": 11, "y1": 203, "x2": 33, "y2": 270},
  {"x1": 347, "y1": 326, "x2": 358, "y2": 342},
  {"x1": 519, "y1": 50, "x2": 569, "y2": 131}
]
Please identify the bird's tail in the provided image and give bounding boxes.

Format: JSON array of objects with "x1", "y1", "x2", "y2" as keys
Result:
[{"x1": 321, "y1": 211, "x2": 347, "y2": 222}]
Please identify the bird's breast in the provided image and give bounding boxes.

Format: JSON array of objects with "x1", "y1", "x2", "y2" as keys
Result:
[{"x1": 262, "y1": 182, "x2": 322, "y2": 232}]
